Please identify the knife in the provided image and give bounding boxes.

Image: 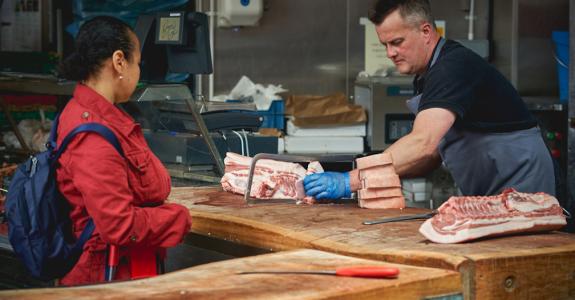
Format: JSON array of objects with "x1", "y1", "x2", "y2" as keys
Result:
[
  {"x1": 238, "y1": 266, "x2": 400, "y2": 278},
  {"x1": 362, "y1": 211, "x2": 437, "y2": 225}
]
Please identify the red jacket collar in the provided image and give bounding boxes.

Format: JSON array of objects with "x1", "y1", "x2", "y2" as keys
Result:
[{"x1": 72, "y1": 84, "x2": 138, "y2": 134}]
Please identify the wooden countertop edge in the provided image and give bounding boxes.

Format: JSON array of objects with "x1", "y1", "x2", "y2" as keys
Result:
[
  {"x1": 315, "y1": 270, "x2": 463, "y2": 300},
  {"x1": 309, "y1": 238, "x2": 470, "y2": 271},
  {"x1": 188, "y1": 209, "x2": 470, "y2": 272},
  {"x1": 189, "y1": 210, "x2": 316, "y2": 251},
  {"x1": 466, "y1": 242, "x2": 575, "y2": 261},
  {"x1": 0, "y1": 249, "x2": 464, "y2": 300}
]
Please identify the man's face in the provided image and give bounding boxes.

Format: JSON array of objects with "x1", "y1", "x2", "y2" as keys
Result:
[{"x1": 374, "y1": 9, "x2": 431, "y2": 75}]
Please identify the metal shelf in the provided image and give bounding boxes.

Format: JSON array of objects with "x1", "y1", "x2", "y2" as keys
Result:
[{"x1": 523, "y1": 96, "x2": 565, "y2": 112}]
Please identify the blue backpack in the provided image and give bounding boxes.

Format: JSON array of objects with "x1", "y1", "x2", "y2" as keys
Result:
[{"x1": 5, "y1": 115, "x2": 124, "y2": 280}]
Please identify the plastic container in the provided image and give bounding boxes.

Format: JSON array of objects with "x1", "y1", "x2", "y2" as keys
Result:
[
  {"x1": 257, "y1": 100, "x2": 285, "y2": 129},
  {"x1": 552, "y1": 31, "x2": 569, "y2": 102}
]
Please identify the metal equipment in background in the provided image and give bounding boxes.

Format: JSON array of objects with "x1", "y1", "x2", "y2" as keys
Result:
[
  {"x1": 126, "y1": 11, "x2": 272, "y2": 182},
  {"x1": 128, "y1": 11, "x2": 222, "y2": 182},
  {"x1": 353, "y1": 76, "x2": 414, "y2": 151},
  {"x1": 135, "y1": 11, "x2": 213, "y2": 80},
  {"x1": 130, "y1": 84, "x2": 226, "y2": 180}
]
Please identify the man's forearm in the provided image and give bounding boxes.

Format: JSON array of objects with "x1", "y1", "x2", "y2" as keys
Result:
[
  {"x1": 349, "y1": 108, "x2": 454, "y2": 189},
  {"x1": 384, "y1": 132, "x2": 441, "y2": 177},
  {"x1": 348, "y1": 132, "x2": 441, "y2": 192}
]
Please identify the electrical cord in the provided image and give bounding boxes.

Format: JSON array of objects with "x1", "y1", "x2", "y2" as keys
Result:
[
  {"x1": 231, "y1": 130, "x2": 245, "y2": 156},
  {"x1": 221, "y1": 131, "x2": 231, "y2": 153},
  {"x1": 242, "y1": 129, "x2": 250, "y2": 157}
]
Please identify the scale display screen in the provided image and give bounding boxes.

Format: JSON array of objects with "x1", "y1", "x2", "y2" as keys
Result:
[
  {"x1": 385, "y1": 113, "x2": 415, "y2": 144},
  {"x1": 156, "y1": 12, "x2": 185, "y2": 45}
]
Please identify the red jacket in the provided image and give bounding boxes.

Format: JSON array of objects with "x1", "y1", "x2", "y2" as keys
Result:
[{"x1": 56, "y1": 84, "x2": 191, "y2": 285}]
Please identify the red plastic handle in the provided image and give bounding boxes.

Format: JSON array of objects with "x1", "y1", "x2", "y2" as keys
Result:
[
  {"x1": 335, "y1": 266, "x2": 400, "y2": 278},
  {"x1": 108, "y1": 244, "x2": 120, "y2": 267}
]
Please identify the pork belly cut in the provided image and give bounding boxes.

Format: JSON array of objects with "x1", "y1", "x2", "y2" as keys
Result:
[
  {"x1": 419, "y1": 189, "x2": 567, "y2": 244},
  {"x1": 358, "y1": 187, "x2": 403, "y2": 200},
  {"x1": 220, "y1": 152, "x2": 323, "y2": 203},
  {"x1": 358, "y1": 196, "x2": 405, "y2": 209},
  {"x1": 356, "y1": 158, "x2": 405, "y2": 209},
  {"x1": 362, "y1": 174, "x2": 401, "y2": 189},
  {"x1": 356, "y1": 152, "x2": 393, "y2": 170}
]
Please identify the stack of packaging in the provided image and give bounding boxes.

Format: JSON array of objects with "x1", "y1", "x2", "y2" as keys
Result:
[
  {"x1": 282, "y1": 93, "x2": 366, "y2": 154},
  {"x1": 283, "y1": 120, "x2": 365, "y2": 154},
  {"x1": 355, "y1": 153, "x2": 405, "y2": 209},
  {"x1": 402, "y1": 178, "x2": 433, "y2": 209}
]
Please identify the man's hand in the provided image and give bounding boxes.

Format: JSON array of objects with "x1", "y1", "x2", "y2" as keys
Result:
[{"x1": 304, "y1": 172, "x2": 351, "y2": 200}]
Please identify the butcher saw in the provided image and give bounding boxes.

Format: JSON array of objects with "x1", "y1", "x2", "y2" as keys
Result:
[{"x1": 243, "y1": 153, "x2": 356, "y2": 205}]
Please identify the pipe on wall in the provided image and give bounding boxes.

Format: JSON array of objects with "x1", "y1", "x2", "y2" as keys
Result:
[
  {"x1": 209, "y1": 0, "x2": 215, "y2": 101},
  {"x1": 467, "y1": 0, "x2": 475, "y2": 40},
  {"x1": 195, "y1": 0, "x2": 203, "y2": 97}
]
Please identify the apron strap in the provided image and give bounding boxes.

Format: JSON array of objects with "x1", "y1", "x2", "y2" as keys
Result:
[{"x1": 407, "y1": 38, "x2": 446, "y2": 114}]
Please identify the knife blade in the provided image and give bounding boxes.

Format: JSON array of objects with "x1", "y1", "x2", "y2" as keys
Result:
[
  {"x1": 362, "y1": 211, "x2": 437, "y2": 225},
  {"x1": 238, "y1": 266, "x2": 400, "y2": 278}
]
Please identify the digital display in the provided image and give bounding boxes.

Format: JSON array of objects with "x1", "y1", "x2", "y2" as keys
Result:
[
  {"x1": 388, "y1": 119, "x2": 413, "y2": 140},
  {"x1": 158, "y1": 17, "x2": 181, "y2": 42},
  {"x1": 385, "y1": 114, "x2": 415, "y2": 144},
  {"x1": 155, "y1": 12, "x2": 185, "y2": 45}
]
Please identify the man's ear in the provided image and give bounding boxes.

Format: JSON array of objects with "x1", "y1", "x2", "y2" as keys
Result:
[
  {"x1": 111, "y1": 50, "x2": 126, "y2": 74},
  {"x1": 420, "y1": 22, "x2": 434, "y2": 43}
]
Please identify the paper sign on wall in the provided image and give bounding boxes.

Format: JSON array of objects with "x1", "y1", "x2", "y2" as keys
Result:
[{"x1": 360, "y1": 17, "x2": 394, "y2": 76}]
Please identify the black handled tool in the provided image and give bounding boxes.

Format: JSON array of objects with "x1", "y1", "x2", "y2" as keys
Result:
[{"x1": 363, "y1": 211, "x2": 437, "y2": 225}]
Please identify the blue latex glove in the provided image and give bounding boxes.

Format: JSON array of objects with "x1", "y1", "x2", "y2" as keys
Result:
[{"x1": 303, "y1": 172, "x2": 351, "y2": 200}]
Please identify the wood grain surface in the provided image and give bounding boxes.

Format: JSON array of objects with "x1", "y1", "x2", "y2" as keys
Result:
[
  {"x1": 0, "y1": 249, "x2": 461, "y2": 300},
  {"x1": 169, "y1": 186, "x2": 575, "y2": 300}
]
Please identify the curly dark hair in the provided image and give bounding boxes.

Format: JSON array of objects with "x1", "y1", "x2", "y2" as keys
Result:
[{"x1": 58, "y1": 16, "x2": 135, "y2": 81}]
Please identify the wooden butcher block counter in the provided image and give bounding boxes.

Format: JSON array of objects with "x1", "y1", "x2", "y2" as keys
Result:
[
  {"x1": 169, "y1": 186, "x2": 575, "y2": 300},
  {"x1": 0, "y1": 249, "x2": 462, "y2": 300}
]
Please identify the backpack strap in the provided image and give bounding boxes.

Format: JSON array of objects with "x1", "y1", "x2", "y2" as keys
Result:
[
  {"x1": 54, "y1": 123, "x2": 125, "y2": 160},
  {"x1": 45, "y1": 113, "x2": 60, "y2": 151},
  {"x1": 69, "y1": 218, "x2": 96, "y2": 257},
  {"x1": 53, "y1": 121, "x2": 126, "y2": 262}
]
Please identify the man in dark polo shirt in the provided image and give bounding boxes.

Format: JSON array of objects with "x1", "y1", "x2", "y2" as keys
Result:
[{"x1": 304, "y1": 0, "x2": 555, "y2": 199}]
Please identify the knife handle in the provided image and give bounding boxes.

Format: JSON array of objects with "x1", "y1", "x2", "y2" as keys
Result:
[{"x1": 335, "y1": 266, "x2": 400, "y2": 278}]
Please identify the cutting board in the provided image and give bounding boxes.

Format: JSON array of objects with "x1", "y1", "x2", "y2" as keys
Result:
[
  {"x1": 0, "y1": 249, "x2": 461, "y2": 300},
  {"x1": 169, "y1": 186, "x2": 575, "y2": 300}
]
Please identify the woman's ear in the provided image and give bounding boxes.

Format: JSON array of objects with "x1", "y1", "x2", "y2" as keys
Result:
[{"x1": 111, "y1": 50, "x2": 126, "y2": 76}]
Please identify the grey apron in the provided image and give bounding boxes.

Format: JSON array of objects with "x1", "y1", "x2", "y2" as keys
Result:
[{"x1": 406, "y1": 38, "x2": 555, "y2": 196}]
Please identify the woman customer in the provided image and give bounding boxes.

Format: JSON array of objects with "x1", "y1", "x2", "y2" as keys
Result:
[{"x1": 56, "y1": 16, "x2": 191, "y2": 286}]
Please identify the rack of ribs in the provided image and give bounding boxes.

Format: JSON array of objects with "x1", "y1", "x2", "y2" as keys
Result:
[{"x1": 419, "y1": 188, "x2": 567, "y2": 243}]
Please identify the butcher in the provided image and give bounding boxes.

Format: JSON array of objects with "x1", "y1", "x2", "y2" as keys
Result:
[{"x1": 304, "y1": 0, "x2": 555, "y2": 200}]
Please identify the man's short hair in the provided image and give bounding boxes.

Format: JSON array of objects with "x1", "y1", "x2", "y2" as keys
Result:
[{"x1": 369, "y1": 0, "x2": 435, "y2": 28}]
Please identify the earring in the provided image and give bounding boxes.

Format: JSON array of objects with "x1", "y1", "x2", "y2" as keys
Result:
[{"x1": 119, "y1": 75, "x2": 124, "y2": 79}]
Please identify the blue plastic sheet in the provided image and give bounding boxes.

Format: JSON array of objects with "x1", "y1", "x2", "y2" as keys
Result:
[{"x1": 66, "y1": 0, "x2": 189, "y2": 37}]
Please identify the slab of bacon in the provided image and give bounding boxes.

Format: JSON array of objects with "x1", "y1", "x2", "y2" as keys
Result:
[
  {"x1": 419, "y1": 189, "x2": 567, "y2": 244},
  {"x1": 220, "y1": 152, "x2": 323, "y2": 204}
]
